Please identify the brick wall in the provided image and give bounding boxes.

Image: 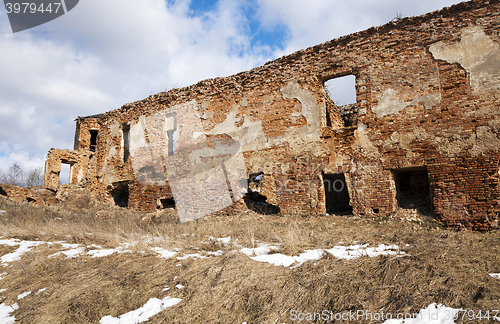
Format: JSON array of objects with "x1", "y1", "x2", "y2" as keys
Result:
[{"x1": 45, "y1": 0, "x2": 500, "y2": 229}]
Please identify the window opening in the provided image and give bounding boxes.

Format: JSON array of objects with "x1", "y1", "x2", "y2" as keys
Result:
[
  {"x1": 325, "y1": 75, "x2": 357, "y2": 106},
  {"x1": 123, "y1": 124, "x2": 130, "y2": 162},
  {"x1": 59, "y1": 163, "x2": 71, "y2": 184},
  {"x1": 324, "y1": 75, "x2": 358, "y2": 127},
  {"x1": 89, "y1": 130, "x2": 98, "y2": 152},
  {"x1": 323, "y1": 172, "x2": 352, "y2": 215},
  {"x1": 392, "y1": 166, "x2": 431, "y2": 214}
]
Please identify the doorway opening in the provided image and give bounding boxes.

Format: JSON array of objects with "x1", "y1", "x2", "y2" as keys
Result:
[
  {"x1": 392, "y1": 166, "x2": 431, "y2": 214},
  {"x1": 158, "y1": 197, "x2": 176, "y2": 209},
  {"x1": 323, "y1": 172, "x2": 352, "y2": 215},
  {"x1": 111, "y1": 182, "x2": 129, "y2": 208}
]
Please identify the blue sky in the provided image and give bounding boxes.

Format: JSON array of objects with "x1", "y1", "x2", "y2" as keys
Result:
[{"x1": 0, "y1": 0, "x2": 464, "y2": 182}]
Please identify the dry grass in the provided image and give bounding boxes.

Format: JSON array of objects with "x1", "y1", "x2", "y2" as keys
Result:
[{"x1": 0, "y1": 194, "x2": 499, "y2": 323}]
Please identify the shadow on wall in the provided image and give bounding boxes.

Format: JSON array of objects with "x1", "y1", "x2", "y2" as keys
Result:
[{"x1": 244, "y1": 193, "x2": 280, "y2": 215}]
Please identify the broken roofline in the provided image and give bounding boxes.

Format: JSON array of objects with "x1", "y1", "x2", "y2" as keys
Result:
[
  {"x1": 91, "y1": 0, "x2": 491, "y2": 120},
  {"x1": 75, "y1": 114, "x2": 104, "y2": 121}
]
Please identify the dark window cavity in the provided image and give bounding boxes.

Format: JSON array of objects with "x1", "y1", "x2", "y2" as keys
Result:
[
  {"x1": 122, "y1": 124, "x2": 130, "y2": 162},
  {"x1": 158, "y1": 198, "x2": 176, "y2": 209},
  {"x1": 89, "y1": 130, "x2": 98, "y2": 152},
  {"x1": 323, "y1": 172, "x2": 352, "y2": 215}
]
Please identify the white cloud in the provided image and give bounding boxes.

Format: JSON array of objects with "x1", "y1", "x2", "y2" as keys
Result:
[
  {"x1": 255, "y1": 0, "x2": 463, "y2": 54},
  {"x1": 0, "y1": 0, "x2": 272, "y2": 177}
]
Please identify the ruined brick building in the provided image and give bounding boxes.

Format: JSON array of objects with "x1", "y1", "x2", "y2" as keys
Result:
[{"x1": 45, "y1": 0, "x2": 500, "y2": 229}]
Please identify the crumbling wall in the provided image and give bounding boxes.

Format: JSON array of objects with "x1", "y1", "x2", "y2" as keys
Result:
[
  {"x1": 44, "y1": 148, "x2": 89, "y2": 190},
  {"x1": 0, "y1": 183, "x2": 57, "y2": 206},
  {"x1": 45, "y1": 0, "x2": 500, "y2": 229},
  {"x1": 0, "y1": 183, "x2": 43, "y2": 204}
]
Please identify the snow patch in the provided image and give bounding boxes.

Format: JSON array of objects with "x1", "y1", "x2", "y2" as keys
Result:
[
  {"x1": 250, "y1": 249, "x2": 323, "y2": 268},
  {"x1": 61, "y1": 247, "x2": 86, "y2": 258},
  {"x1": 17, "y1": 291, "x2": 31, "y2": 300},
  {"x1": 0, "y1": 303, "x2": 18, "y2": 324},
  {"x1": 87, "y1": 244, "x2": 132, "y2": 258},
  {"x1": 205, "y1": 237, "x2": 231, "y2": 245},
  {"x1": 244, "y1": 243, "x2": 405, "y2": 268},
  {"x1": 489, "y1": 273, "x2": 500, "y2": 279},
  {"x1": 35, "y1": 288, "x2": 46, "y2": 295},
  {"x1": 176, "y1": 253, "x2": 206, "y2": 260},
  {"x1": 151, "y1": 247, "x2": 177, "y2": 259},
  {"x1": 87, "y1": 249, "x2": 120, "y2": 258},
  {"x1": 99, "y1": 296, "x2": 182, "y2": 324},
  {"x1": 325, "y1": 243, "x2": 403, "y2": 261},
  {"x1": 0, "y1": 240, "x2": 43, "y2": 266},
  {"x1": 382, "y1": 303, "x2": 461, "y2": 323},
  {"x1": 49, "y1": 246, "x2": 86, "y2": 258},
  {"x1": 240, "y1": 244, "x2": 280, "y2": 257}
]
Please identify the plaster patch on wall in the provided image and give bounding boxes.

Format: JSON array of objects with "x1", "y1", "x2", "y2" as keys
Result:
[
  {"x1": 437, "y1": 126, "x2": 500, "y2": 157},
  {"x1": 280, "y1": 81, "x2": 320, "y2": 131},
  {"x1": 108, "y1": 146, "x2": 117, "y2": 158},
  {"x1": 202, "y1": 105, "x2": 267, "y2": 151},
  {"x1": 76, "y1": 166, "x2": 85, "y2": 183},
  {"x1": 110, "y1": 122, "x2": 120, "y2": 138},
  {"x1": 372, "y1": 89, "x2": 441, "y2": 118},
  {"x1": 326, "y1": 151, "x2": 351, "y2": 173},
  {"x1": 199, "y1": 81, "x2": 323, "y2": 155},
  {"x1": 128, "y1": 115, "x2": 167, "y2": 185},
  {"x1": 388, "y1": 128, "x2": 430, "y2": 149},
  {"x1": 195, "y1": 102, "x2": 214, "y2": 120},
  {"x1": 101, "y1": 145, "x2": 119, "y2": 185},
  {"x1": 271, "y1": 81, "x2": 323, "y2": 155},
  {"x1": 353, "y1": 123, "x2": 381, "y2": 158},
  {"x1": 130, "y1": 116, "x2": 148, "y2": 149},
  {"x1": 186, "y1": 139, "x2": 241, "y2": 175},
  {"x1": 385, "y1": 128, "x2": 431, "y2": 166},
  {"x1": 429, "y1": 26, "x2": 500, "y2": 94}
]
